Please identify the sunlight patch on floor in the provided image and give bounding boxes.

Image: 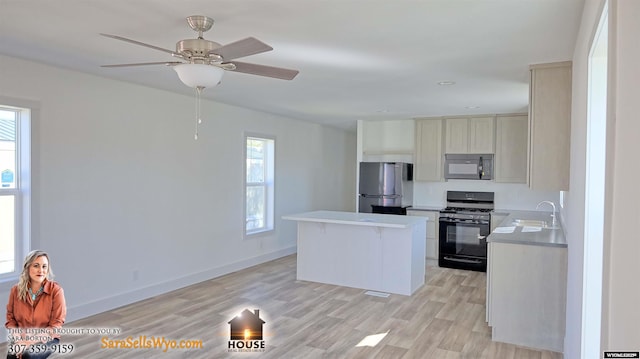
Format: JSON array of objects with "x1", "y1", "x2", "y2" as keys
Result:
[{"x1": 355, "y1": 331, "x2": 389, "y2": 348}]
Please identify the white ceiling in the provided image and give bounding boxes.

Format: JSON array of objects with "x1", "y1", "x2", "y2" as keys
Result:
[{"x1": 0, "y1": 0, "x2": 584, "y2": 130}]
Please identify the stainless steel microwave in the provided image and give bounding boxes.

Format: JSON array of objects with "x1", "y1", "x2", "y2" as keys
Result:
[{"x1": 444, "y1": 154, "x2": 493, "y2": 180}]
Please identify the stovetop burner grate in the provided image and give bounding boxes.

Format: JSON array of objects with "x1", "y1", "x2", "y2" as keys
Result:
[{"x1": 442, "y1": 207, "x2": 493, "y2": 213}]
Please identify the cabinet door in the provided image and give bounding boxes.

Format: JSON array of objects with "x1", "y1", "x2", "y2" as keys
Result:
[
  {"x1": 362, "y1": 120, "x2": 415, "y2": 154},
  {"x1": 468, "y1": 117, "x2": 495, "y2": 153},
  {"x1": 489, "y1": 242, "x2": 567, "y2": 351},
  {"x1": 495, "y1": 115, "x2": 528, "y2": 183},
  {"x1": 407, "y1": 210, "x2": 439, "y2": 261},
  {"x1": 529, "y1": 62, "x2": 571, "y2": 190},
  {"x1": 444, "y1": 118, "x2": 469, "y2": 153},
  {"x1": 415, "y1": 119, "x2": 443, "y2": 181},
  {"x1": 487, "y1": 242, "x2": 493, "y2": 323}
]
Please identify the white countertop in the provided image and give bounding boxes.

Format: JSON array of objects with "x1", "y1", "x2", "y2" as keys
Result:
[
  {"x1": 488, "y1": 210, "x2": 567, "y2": 247},
  {"x1": 407, "y1": 206, "x2": 443, "y2": 212},
  {"x1": 282, "y1": 210, "x2": 427, "y2": 229}
]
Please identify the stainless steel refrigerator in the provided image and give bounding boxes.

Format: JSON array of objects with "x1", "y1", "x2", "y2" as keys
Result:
[{"x1": 358, "y1": 162, "x2": 413, "y2": 213}]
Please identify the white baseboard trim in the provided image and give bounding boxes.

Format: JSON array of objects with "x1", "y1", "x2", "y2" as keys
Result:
[
  {"x1": 426, "y1": 258, "x2": 439, "y2": 268},
  {"x1": 65, "y1": 246, "x2": 297, "y2": 323}
]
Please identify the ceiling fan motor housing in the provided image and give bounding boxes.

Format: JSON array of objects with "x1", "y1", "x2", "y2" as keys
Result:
[{"x1": 176, "y1": 39, "x2": 222, "y2": 63}]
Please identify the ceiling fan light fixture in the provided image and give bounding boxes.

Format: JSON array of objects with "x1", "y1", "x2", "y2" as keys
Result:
[{"x1": 173, "y1": 63, "x2": 224, "y2": 88}]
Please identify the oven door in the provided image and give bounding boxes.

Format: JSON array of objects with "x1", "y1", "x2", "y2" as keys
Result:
[{"x1": 438, "y1": 217, "x2": 489, "y2": 271}]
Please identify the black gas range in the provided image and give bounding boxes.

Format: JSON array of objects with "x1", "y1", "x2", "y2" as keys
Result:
[{"x1": 439, "y1": 191, "x2": 494, "y2": 272}]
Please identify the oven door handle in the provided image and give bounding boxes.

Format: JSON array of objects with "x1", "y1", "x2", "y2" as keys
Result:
[
  {"x1": 439, "y1": 219, "x2": 489, "y2": 226},
  {"x1": 444, "y1": 256, "x2": 483, "y2": 264}
]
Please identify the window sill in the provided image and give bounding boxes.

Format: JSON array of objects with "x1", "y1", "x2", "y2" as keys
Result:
[{"x1": 244, "y1": 228, "x2": 275, "y2": 239}]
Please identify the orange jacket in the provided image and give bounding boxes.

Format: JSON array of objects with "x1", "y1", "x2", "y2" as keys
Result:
[{"x1": 5, "y1": 280, "x2": 66, "y2": 339}]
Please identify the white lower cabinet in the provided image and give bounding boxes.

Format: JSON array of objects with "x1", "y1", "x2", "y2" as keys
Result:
[
  {"x1": 407, "y1": 210, "x2": 439, "y2": 266},
  {"x1": 486, "y1": 241, "x2": 567, "y2": 352}
]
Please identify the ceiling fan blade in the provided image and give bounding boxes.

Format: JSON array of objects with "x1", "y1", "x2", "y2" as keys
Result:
[
  {"x1": 100, "y1": 33, "x2": 177, "y2": 56},
  {"x1": 101, "y1": 61, "x2": 183, "y2": 68},
  {"x1": 229, "y1": 61, "x2": 299, "y2": 80},
  {"x1": 213, "y1": 37, "x2": 273, "y2": 61}
]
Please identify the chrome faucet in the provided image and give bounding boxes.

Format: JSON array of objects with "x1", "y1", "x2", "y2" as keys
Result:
[{"x1": 536, "y1": 201, "x2": 557, "y2": 226}]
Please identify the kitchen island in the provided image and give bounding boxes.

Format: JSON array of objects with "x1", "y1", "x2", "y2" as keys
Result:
[
  {"x1": 486, "y1": 210, "x2": 567, "y2": 352},
  {"x1": 282, "y1": 210, "x2": 427, "y2": 296}
]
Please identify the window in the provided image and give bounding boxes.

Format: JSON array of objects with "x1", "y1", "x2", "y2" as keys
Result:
[
  {"x1": 244, "y1": 135, "x2": 275, "y2": 236},
  {"x1": 0, "y1": 104, "x2": 30, "y2": 279}
]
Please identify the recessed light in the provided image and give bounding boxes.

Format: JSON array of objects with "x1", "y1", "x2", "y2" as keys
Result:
[
  {"x1": 437, "y1": 81, "x2": 456, "y2": 86},
  {"x1": 465, "y1": 106, "x2": 480, "y2": 109}
]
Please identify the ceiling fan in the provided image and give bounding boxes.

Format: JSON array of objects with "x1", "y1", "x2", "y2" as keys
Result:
[
  {"x1": 100, "y1": 15, "x2": 299, "y2": 139},
  {"x1": 101, "y1": 15, "x2": 299, "y2": 83}
]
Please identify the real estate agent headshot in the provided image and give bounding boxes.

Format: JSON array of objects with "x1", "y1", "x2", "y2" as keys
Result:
[{"x1": 5, "y1": 250, "x2": 66, "y2": 359}]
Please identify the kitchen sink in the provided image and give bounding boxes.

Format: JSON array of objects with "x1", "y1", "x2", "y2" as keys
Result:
[
  {"x1": 511, "y1": 219, "x2": 549, "y2": 227},
  {"x1": 511, "y1": 219, "x2": 561, "y2": 229}
]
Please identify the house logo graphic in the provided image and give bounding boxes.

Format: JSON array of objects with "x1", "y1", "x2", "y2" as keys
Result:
[{"x1": 227, "y1": 308, "x2": 266, "y2": 352}]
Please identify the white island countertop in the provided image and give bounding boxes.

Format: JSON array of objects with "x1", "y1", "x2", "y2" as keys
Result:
[{"x1": 282, "y1": 210, "x2": 427, "y2": 229}]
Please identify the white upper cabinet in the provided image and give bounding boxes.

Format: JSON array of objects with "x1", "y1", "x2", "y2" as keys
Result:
[
  {"x1": 415, "y1": 118, "x2": 443, "y2": 182},
  {"x1": 444, "y1": 116, "x2": 495, "y2": 154},
  {"x1": 495, "y1": 114, "x2": 528, "y2": 183},
  {"x1": 444, "y1": 118, "x2": 468, "y2": 154},
  {"x1": 362, "y1": 120, "x2": 415, "y2": 154},
  {"x1": 529, "y1": 62, "x2": 572, "y2": 191},
  {"x1": 469, "y1": 117, "x2": 495, "y2": 153}
]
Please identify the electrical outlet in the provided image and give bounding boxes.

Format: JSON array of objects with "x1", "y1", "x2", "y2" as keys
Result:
[{"x1": 133, "y1": 269, "x2": 139, "y2": 281}]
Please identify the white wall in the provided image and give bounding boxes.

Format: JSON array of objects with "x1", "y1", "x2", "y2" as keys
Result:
[
  {"x1": 414, "y1": 181, "x2": 559, "y2": 211},
  {"x1": 0, "y1": 55, "x2": 356, "y2": 333},
  {"x1": 565, "y1": 0, "x2": 640, "y2": 356}
]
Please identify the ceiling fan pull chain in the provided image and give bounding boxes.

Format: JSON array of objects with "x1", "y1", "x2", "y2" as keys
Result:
[
  {"x1": 194, "y1": 86, "x2": 204, "y2": 140},
  {"x1": 99, "y1": 15, "x2": 299, "y2": 141}
]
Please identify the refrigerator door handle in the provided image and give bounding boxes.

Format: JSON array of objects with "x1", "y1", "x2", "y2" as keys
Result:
[{"x1": 360, "y1": 194, "x2": 400, "y2": 198}]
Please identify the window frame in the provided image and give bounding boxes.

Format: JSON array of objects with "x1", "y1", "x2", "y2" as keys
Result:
[
  {"x1": 0, "y1": 100, "x2": 32, "y2": 286},
  {"x1": 243, "y1": 133, "x2": 275, "y2": 238}
]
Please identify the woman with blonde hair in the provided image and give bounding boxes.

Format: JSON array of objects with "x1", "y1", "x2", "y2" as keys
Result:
[{"x1": 5, "y1": 250, "x2": 66, "y2": 359}]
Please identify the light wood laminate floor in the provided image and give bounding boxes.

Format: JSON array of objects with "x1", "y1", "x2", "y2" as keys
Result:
[{"x1": 2, "y1": 255, "x2": 563, "y2": 358}]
